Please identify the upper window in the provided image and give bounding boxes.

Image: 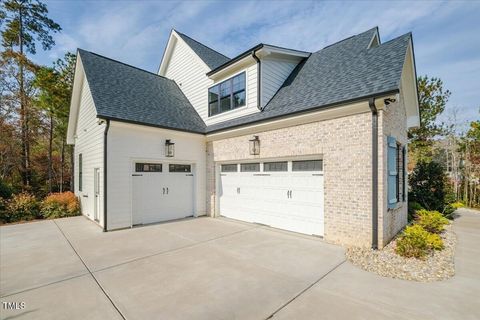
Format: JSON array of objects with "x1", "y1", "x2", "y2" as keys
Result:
[
  {"x1": 136, "y1": 163, "x2": 162, "y2": 172},
  {"x1": 169, "y1": 164, "x2": 191, "y2": 173},
  {"x1": 240, "y1": 163, "x2": 260, "y2": 172},
  {"x1": 264, "y1": 161, "x2": 288, "y2": 172},
  {"x1": 221, "y1": 164, "x2": 237, "y2": 172},
  {"x1": 208, "y1": 72, "x2": 246, "y2": 117},
  {"x1": 292, "y1": 160, "x2": 323, "y2": 172}
]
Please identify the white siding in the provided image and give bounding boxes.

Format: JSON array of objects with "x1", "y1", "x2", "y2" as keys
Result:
[
  {"x1": 107, "y1": 122, "x2": 206, "y2": 230},
  {"x1": 164, "y1": 38, "x2": 213, "y2": 121},
  {"x1": 247, "y1": 63, "x2": 258, "y2": 107},
  {"x1": 74, "y1": 77, "x2": 105, "y2": 226},
  {"x1": 261, "y1": 58, "x2": 299, "y2": 107}
]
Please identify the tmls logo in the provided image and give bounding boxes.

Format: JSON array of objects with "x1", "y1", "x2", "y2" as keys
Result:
[{"x1": 2, "y1": 301, "x2": 26, "y2": 310}]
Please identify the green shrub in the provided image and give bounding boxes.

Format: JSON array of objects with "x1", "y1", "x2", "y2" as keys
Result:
[
  {"x1": 0, "y1": 180, "x2": 13, "y2": 199},
  {"x1": 451, "y1": 201, "x2": 465, "y2": 209},
  {"x1": 426, "y1": 233, "x2": 444, "y2": 250},
  {"x1": 408, "y1": 161, "x2": 447, "y2": 212},
  {"x1": 416, "y1": 209, "x2": 449, "y2": 233},
  {"x1": 408, "y1": 201, "x2": 424, "y2": 222},
  {"x1": 5, "y1": 193, "x2": 40, "y2": 222},
  {"x1": 395, "y1": 225, "x2": 444, "y2": 259},
  {"x1": 41, "y1": 192, "x2": 80, "y2": 219},
  {"x1": 0, "y1": 197, "x2": 7, "y2": 223}
]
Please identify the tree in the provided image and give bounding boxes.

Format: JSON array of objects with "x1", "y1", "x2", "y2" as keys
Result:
[
  {"x1": 33, "y1": 52, "x2": 75, "y2": 192},
  {"x1": 408, "y1": 76, "x2": 451, "y2": 167},
  {"x1": 0, "y1": 0, "x2": 61, "y2": 188},
  {"x1": 459, "y1": 119, "x2": 480, "y2": 207},
  {"x1": 409, "y1": 161, "x2": 447, "y2": 212}
]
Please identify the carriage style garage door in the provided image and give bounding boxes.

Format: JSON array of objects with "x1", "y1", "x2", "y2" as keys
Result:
[
  {"x1": 132, "y1": 162, "x2": 194, "y2": 225},
  {"x1": 218, "y1": 159, "x2": 324, "y2": 236}
]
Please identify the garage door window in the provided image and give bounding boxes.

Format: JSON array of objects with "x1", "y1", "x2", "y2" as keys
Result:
[
  {"x1": 169, "y1": 164, "x2": 191, "y2": 173},
  {"x1": 240, "y1": 163, "x2": 260, "y2": 172},
  {"x1": 136, "y1": 163, "x2": 162, "y2": 172},
  {"x1": 264, "y1": 161, "x2": 288, "y2": 172},
  {"x1": 292, "y1": 160, "x2": 323, "y2": 171},
  {"x1": 221, "y1": 164, "x2": 237, "y2": 172}
]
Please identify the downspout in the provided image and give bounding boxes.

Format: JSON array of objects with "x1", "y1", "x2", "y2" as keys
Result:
[
  {"x1": 103, "y1": 119, "x2": 110, "y2": 232},
  {"x1": 251, "y1": 51, "x2": 261, "y2": 110},
  {"x1": 369, "y1": 98, "x2": 379, "y2": 249}
]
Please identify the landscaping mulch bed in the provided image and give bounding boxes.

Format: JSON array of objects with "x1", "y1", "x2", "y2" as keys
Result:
[{"x1": 346, "y1": 224, "x2": 456, "y2": 282}]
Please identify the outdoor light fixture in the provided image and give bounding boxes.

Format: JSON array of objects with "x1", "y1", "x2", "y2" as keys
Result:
[
  {"x1": 165, "y1": 139, "x2": 175, "y2": 157},
  {"x1": 249, "y1": 135, "x2": 260, "y2": 155}
]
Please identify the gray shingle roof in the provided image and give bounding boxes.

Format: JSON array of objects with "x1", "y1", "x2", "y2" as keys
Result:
[
  {"x1": 77, "y1": 27, "x2": 412, "y2": 135},
  {"x1": 175, "y1": 31, "x2": 230, "y2": 70},
  {"x1": 206, "y1": 28, "x2": 411, "y2": 132},
  {"x1": 78, "y1": 49, "x2": 206, "y2": 133}
]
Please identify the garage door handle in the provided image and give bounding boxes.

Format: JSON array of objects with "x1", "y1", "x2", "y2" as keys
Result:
[
  {"x1": 163, "y1": 187, "x2": 165, "y2": 194},
  {"x1": 166, "y1": 187, "x2": 169, "y2": 194}
]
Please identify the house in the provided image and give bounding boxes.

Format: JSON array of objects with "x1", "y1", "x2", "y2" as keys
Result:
[{"x1": 66, "y1": 27, "x2": 419, "y2": 248}]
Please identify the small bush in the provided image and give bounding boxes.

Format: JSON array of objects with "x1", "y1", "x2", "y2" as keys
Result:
[
  {"x1": 5, "y1": 193, "x2": 40, "y2": 222},
  {"x1": 41, "y1": 192, "x2": 80, "y2": 219},
  {"x1": 0, "y1": 197, "x2": 7, "y2": 223},
  {"x1": 415, "y1": 209, "x2": 449, "y2": 233},
  {"x1": 395, "y1": 225, "x2": 444, "y2": 259},
  {"x1": 426, "y1": 233, "x2": 444, "y2": 251},
  {"x1": 408, "y1": 201, "x2": 424, "y2": 222},
  {"x1": 450, "y1": 202, "x2": 465, "y2": 209},
  {"x1": 0, "y1": 180, "x2": 13, "y2": 199}
]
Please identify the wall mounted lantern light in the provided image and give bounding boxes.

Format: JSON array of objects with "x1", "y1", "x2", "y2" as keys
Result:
[
  {"x1": 249, "y1": 135, "x2": 260, "y2": 155},
  {"x1": 165, "y1": 139, "x2": 175, "y2": 157}
]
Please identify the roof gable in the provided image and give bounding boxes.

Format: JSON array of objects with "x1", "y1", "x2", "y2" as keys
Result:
[
  {"x1": 206, "y1": 28, "x2": 412, "y2": 132},
  {"x1": 175, "y1": 31, "x2": 230, "y2": 70},
  {"x1": 77, "y1": 49, "x2": 206, "y2": 133}
]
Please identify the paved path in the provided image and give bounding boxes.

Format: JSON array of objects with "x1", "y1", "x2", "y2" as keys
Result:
[
  {"x1": 272, "y1": 208, "x2": 480, "y2": 319},
  {"x1": 1, "y1": 208, "x2": 479, "y2": 319}
]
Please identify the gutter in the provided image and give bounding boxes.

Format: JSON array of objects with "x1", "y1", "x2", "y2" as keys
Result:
[
  {"x1": 369, "y1": 98, "x2": 378, "y2": 249},
  {"x1": 103, "y1": 119, "x2": 110, "y2": 232},
  {"x1": 207, "y1": 44, "x2": 264, "y2": 76},
  {"x1": 251, "y1": 50, "x2": 261, "y2": 110}
]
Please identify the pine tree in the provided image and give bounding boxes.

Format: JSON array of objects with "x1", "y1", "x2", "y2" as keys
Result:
[{"x1": 0, "y1": 0, "x2": 61, "y2": 188}]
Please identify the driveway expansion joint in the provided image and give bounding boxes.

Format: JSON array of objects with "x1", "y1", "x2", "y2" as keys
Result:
[
  {"x1": 265, "y1": 258, "x2": 347, "y2": 319},
  {"x1": 53, "y1": 219, "x2": 127, "y2": 320}
]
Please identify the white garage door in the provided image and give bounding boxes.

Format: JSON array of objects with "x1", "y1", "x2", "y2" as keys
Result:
[
  {"x1": 132, "y1": 162, "x2": 194, "y2": 225},
  {"x1": 218, "y1": 160, "x2": 324, "y2": 236}
]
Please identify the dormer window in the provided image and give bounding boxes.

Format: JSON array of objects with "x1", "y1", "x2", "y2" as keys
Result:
[{"x1": 208, "y1": 72, "x2": 246, "y2": 116}]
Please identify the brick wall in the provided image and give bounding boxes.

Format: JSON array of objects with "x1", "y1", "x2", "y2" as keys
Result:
[
  {"x1": 378, "y1": 91, "x2": 409, "y2": 247},
  {"x1": 206, "y1": 111, "x2": 374, "y2": 247}
]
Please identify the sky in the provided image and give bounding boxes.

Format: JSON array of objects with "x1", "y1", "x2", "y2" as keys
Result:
[{"x1": 31, "y1": 0, "x2": 480, "y2": 129}]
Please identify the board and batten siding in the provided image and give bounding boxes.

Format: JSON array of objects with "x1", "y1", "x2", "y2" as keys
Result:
[
  {"x1": 261, "y1": 57, "x2": 300, "y2": 108},
  {"x1": 164, "y1": 38, "x2": 213, "y2": 121},
  {"x1": 106, "y1": 122, "x2": 207, "y2": 230},
  {"x1": 74, "y1": 76, "x2": 105, "y2": 226}
]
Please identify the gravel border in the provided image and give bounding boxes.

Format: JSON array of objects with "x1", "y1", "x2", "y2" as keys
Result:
[{"x1": 346, "y1": 224, "x2": 456, "y2": 282}]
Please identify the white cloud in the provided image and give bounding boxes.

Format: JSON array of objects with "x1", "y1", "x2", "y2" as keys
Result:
[{"x1": 39, "y1": 0, "x2": 479, "y2": 118}]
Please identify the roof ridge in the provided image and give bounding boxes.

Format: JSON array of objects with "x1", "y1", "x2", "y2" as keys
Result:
[
  {"x1": 318, "y1": 27, "x2": 379, "y2": 52},
  {"x1": 77, "y1": 49, "x2": 173, "y2": 81},
  {"x1": 377, "y1": 31, "x2": 412, "y2": 46},
  {"x1": 175, "y1": 30, "x2": 230, "y2": 59}
]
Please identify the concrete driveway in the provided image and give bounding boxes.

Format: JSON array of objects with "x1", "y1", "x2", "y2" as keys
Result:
[{"x1": 1, "y1": 209, "x2": 479, "y2": 320}]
